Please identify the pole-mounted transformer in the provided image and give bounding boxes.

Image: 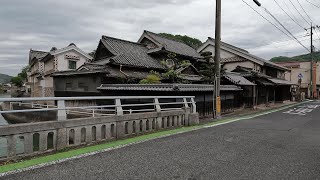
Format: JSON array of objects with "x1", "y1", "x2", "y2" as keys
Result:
[{"x1": 253, "y1": 0, "x2": 261, "y2": 7}]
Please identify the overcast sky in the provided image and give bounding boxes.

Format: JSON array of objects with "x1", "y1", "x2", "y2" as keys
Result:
[{"x1": 0, "y1": 0, "x2": 320, "y2": 76}]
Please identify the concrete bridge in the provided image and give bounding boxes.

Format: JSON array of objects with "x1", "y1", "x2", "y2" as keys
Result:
[{"x1": 0, "y1": 96, "x2": 199, "y2": 162}]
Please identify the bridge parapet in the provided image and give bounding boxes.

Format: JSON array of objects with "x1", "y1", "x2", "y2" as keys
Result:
[{"x1": 0, "y1": 96, "x2": 199, "y2": 161}]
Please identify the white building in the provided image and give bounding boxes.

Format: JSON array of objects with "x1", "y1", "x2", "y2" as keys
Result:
[{"x1": 28, "y1": 43, "x2": 92, "y2": 97}]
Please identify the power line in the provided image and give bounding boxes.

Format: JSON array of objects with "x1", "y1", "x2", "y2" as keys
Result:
[
  {"x1": 273, "y1": 0, "x2": 305, "y2": 29},
  {"x1": 296, "y1": 0, "x2": 313, "y2": 22},
  {"x1": 241, "y1": 0, "x2": 292, "y2": 40},
  {"x1": 256, "y1": 36, "x2": 309, "y2": 48},
  {"x1": 283, "y1": 0, "x2": 303, "y2": 25},
  {"x1": 263, "y1": 7, "x2": 310, "y2": 52},
  {"x1": 305, "y1": 0, "x2": 320, "y2": 8},
  {"x1": 288, "y1": 0, "x2": 311, "y2": 25},
  {"x1": 297, "y1": 0, "x2": 320, "y2": 42}
]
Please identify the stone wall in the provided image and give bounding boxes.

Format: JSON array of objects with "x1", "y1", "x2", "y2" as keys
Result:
[{"x1": 0, "y1": 109, "x2": 199, "y2": 162}]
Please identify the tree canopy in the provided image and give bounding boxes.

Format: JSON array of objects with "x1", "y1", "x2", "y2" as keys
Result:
[
  {"x1": 270, "y1": 51, "x2": 320, "y2": 63},
  {"x1": 158, "y1": 33, "x2": 202, "y2": 49},
  {"x1": 10, "y1": 65, "x2": 30, "y2": 87}
]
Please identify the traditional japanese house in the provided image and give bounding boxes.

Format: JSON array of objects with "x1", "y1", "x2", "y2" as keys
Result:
[
  {"x1": 198, "y1": 37, "x2": 295, "y2": 106},
  {"x1": 52, "y1": 31, "x2": 245, "y2": 117}
]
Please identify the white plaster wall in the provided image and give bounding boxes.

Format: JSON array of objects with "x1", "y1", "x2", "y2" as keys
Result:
[
  {"x1": 200, "y1": 44, "x2": 236, "y2": 59},
  {"x1": 223, "y1": 61, "x2": 255, "y2": 72},
  {"x1": 56, "y1": 50, "x2": 88, "y2": 71}
]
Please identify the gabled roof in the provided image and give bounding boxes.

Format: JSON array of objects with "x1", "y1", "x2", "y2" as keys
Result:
[
  {"x1": 50, "y1": 44, "x2": 93, "y2": 60},
  {"x1": 29, "y1": 49, "x2": 49, "y2": 64},
  {"x1": 207, "y1": 37, "x2": 249, "y2": 54},
  {"x1": 101, "y1": 35, "x2": 165, "y2": 69},
  {"x1": 198, "y1": 38, "x2": 289, "y2": 71},
  {"x1": 138, "y1": 30, "x2": 202, "y2": 59}
]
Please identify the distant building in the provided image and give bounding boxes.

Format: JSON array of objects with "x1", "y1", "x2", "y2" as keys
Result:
[
  {"x1": 274, "y1": 61, "x2": 318, "y2": 98},
  {"x1": 27, "y1": 43, "x2": 92, "y2": 97}
]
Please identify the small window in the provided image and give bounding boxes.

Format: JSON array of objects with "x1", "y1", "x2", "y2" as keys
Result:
[
  {"x1": 68, "y1": 60, "x2": 77, "y2": 70},
  {"x1": 66, "y1": 82, "x2": 72, "y2": 90},
  {"x1": 78, "y1": 82, "x2": 89, "y2": 91}
]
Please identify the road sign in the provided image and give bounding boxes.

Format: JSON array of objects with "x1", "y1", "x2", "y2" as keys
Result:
[{"x1": 298, "y1": 73, "x2": 303, "y2": 79}]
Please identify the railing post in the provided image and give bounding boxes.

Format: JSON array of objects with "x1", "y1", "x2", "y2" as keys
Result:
[
  {"x1": 191, "y1": 98, "x2": 197, "y2": 114},
  {"x1": 183, "y1": 98, "x2": 189, "y2": 108},
  {"x1": 154, "y1": 98, "x2": 161, "y2": 112},
  {"x1": 57, "y1": 100, "x2": 67, "y2": 121},
  {"x1": 115, "y1": 98, "x2": 123, "y2": 115},
  {"x1": 189, "y1": 97, "x2": 199, "y2": 126},
  {"x1": 7, "y1": 135, "x2": 16, "y2": 158},
  {"x1": 154, "y1": 98, "x2": 162, "y2": 130}
]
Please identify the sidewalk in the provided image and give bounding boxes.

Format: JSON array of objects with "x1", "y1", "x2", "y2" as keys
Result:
[{"x1": 200, "y1": 101, "x2": 299, "y2": 124}]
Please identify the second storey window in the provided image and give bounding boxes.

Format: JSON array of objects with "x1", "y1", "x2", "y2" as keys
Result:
[{"x1": 68, "y1": 60, "x2": 77, "y2": 70}]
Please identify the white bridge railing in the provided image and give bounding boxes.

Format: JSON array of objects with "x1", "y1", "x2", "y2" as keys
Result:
[
  {"x1": 0, "y1": 96, "x2": 199, "y2": 162},
  {"x1": 0, "y1": 96, "x2": 197, "y2": 121}
]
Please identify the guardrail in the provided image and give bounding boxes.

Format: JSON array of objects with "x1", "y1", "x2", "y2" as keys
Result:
[{"x1": 0, "y1": 96, "x2": 199, "y2": 161}]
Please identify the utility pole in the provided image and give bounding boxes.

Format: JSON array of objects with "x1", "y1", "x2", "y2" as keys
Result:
[
  {"x1": 214, "y1": 0, "x2": 222, "y2": 119},
  {"x1": 306, "y1": 23, "x2": 318, "y2": 99}
]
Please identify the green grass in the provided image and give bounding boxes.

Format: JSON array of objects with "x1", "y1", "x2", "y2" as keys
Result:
[{"x1": 0, "y1": 101, "x2": 305, "y2": 174}]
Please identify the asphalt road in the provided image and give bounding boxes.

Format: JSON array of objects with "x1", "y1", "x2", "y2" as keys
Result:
[{"x1": 3, "y1": 102, "x2": 320, "y2": 180}]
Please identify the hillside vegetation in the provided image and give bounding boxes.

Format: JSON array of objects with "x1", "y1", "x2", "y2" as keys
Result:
[
  {"x1": 158, "y1": 33, "x2": 203, "y2": 49},
  {"x1": 0, "y1": 73, "x2": 12, "y2": 84},
  {"x1": 270, "y1": 51, "x2": 320, "y2": 63}
]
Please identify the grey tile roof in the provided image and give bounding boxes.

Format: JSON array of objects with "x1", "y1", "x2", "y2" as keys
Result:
[
  {"x1": 101, "y1": 36, "x2": 165, "y2": 69},
  {"x1": 208, "y1": 37, "x2": 249, "y2": 54},
  {"x1": 255, "y1": 78, "x2": 274, "y2": 86},
  {"x1": 143, "y1": 31, "x2": 202, "y2": 59},
  {"x1": 29, "y1": 49, "x2": 49, "y2": 64},
  {"x1": 98, "y1": 84, "x2": 242, "y2": 92},
  {"x1": 205, "y1": 38, "x2": 289, "y2": 71},
  {"x1": 52, "y1": 70, "x2": 106, "y2": 76},
  {"x1": 224, "y1": 74, "x2": 256, "y2": 86},
  {"x1": 221, "y1": 56, "x2": 247, "y2": 63},
  {"x1": 267, "y1": 78, "x2": 296, "y2": 85}
]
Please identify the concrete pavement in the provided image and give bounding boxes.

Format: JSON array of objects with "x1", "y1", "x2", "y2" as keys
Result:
[{"x1": 2, "y1": 101, "x2": 320, "y2": 180}]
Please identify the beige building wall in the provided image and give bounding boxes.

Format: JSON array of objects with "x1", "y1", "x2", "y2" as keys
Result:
[
  {"x1": 44, "y1": 58, "x2": 54, "y2": 73},
  {"x1": 286, "y1": 62, "x2": 312, "y2": 89}
]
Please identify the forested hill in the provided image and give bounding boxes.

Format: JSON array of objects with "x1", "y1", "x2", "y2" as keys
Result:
[
  {"x1": 0, "y1": 73, "x2": 12, "y2": 84},
  {"x1": 270, "y1": 51, "x2": 320, "y2": 63},
  {"x1": 158, "y1": 33, "x2": 203, "y2": 49}
]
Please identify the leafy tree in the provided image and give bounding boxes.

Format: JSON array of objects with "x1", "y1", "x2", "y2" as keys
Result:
[
  {"x1": 11, "y1": 76, "x2": 23, "y2": 87},
  {"x1": 158, "y1": 33, "x2": 202, "y2": 49},
  {"x1": 199, "y1": 51, "x2": 225, "y2": 84},
  {"x1": 139, "y1": 74, "x2": 161, "y2": 84},
  {"x1": 18, "y1": 65, "x2": 30, "y2": 80}
]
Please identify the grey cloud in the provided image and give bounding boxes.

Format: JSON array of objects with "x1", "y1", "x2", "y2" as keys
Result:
[{"x1": 0, "y1": 0, "x2": 319, "y2": 76}]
